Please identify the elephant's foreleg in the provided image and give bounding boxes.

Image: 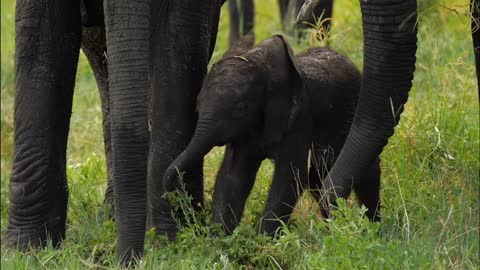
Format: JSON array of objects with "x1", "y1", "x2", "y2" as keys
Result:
[
  {"x1": 5, "y1": 0, "x2": 81, "y2": 249},
  {"x1": 81, "y1": 22, "x2": 114, "y2": 218},
  {"x1": 260, "y1": 134, "x2": 310, "y2": 235},
  {"x1": 228, "y1": 0, "x2": 241, "y2": 47},
  {"x1": 309, "y1": 141, "x2": 345, "y2": 217},
  {"x1": 307, "y1": 144, "x2": 336, "y2": 203},
  {"x1": 147, "y1": 0, "x2": 222, "y2": 239},
  {"x1": 241, "y1": 0, "x2": 254, "y2": 35},
  {"x1": 212, "y1": 144, "x2": 263, "y2": 234},
  {"x1": 228, "y1": 0, "x2": 254, "y2": 47}
]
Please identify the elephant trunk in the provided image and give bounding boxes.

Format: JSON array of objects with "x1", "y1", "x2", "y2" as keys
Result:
[
  {"x1": 104, "y1": 0, "x2": 151, "y2": 263},
  {"x1": 471, "y1": 0, "x2": 480, "y2": 97},
  {"x1": 163, "y1": 118, "x2": 218, "y2": 192},
  {"x1": 323, "y1": 1, "x2": 418, "y2": 209}
]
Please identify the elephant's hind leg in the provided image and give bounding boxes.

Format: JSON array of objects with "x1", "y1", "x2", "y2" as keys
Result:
[
  {"x1": 80, "y1": 2, "x2": 115, "y2": 218},
  {"x1": 5, "y1": 0, "x2": 82, "y2": 249}
]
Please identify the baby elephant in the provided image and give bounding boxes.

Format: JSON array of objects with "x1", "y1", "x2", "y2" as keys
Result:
[{"x1": 163, "y1": 34, "x2": 380, "y2": 235}]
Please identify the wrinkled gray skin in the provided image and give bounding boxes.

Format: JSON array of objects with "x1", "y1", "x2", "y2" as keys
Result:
[
  {"x1": 5, "y1": 0, "x2": 224, "y2": 264},
  {"x1": 299, "y1": 0, "x2": 478, "y2": 217},
  {"x1": 297, "y1": 0, "x2": 419, "y2": 219},
  {"x1": 6, "y1": 0, "x2": 426, "y2": 265},
  {"x1": 164, "y1": 34, "x2": 381, "y2": 235}
]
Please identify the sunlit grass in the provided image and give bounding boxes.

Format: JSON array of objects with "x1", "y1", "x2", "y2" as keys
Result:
[{"x1": 1, "y1": 0, "x2": 478, "y2": 268}]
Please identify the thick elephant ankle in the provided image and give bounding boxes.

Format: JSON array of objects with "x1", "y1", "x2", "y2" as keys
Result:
[
  {"x1": 6, "y1": 175, "x2": 68, "y2": 251},
  {"x1": 5, "y1": 200, "x2": 67, "y2": 249},
  {"x1": 4, "y1": 221, "x2": 65, "y2": 250}
]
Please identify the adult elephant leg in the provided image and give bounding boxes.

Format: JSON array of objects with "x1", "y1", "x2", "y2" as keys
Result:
[
  {"x1": 5, "y1": 0, "x2": 81, "y2": 249},
  {"x1": 81, "y1": 22, "x2": 114, "y2": 217},
  {"x1": 471, "y1": 0, "x2": 480, "y2": 96},
  {"x1": 322, "y1": 0, "x2": 418, "y2": 216},
  {"x1": 104, "y1": 0, "x2": 150, "y2": 262},
  {"x1": 228, "y1": 0, "x2": 253, "y2": 47},
  {"x1": 241, "y1": 0, "x2": 254, "y2": 34},
  {"x1": 228, "y1": 0, "x2": 241, "y2": 46},
  {"x1": 147, "y1": 0, "x2": 222, "y2": 239}
]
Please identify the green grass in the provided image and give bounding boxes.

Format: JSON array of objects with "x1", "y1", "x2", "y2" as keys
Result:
[{"x1": 1, "y1": 0, "x2": 479, "y2": 269}]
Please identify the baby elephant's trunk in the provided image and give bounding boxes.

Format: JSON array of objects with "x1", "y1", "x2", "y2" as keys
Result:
[{"x1": 162, "y1": 118, "x2": 217, "y2": 192}]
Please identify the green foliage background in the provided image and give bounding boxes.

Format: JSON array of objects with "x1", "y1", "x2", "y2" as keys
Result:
[{"x1": 1, "y1": 0, "x2": 478, "y2": 269}]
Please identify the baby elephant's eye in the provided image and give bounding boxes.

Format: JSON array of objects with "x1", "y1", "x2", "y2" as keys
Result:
[{"x1": 232, "y1": 101, "x2": 248, "y2": 118}]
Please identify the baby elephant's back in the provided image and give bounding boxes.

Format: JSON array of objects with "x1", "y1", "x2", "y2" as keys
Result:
[{"x1": 296, "y1": 47, "x2": 361, "y2": 140}]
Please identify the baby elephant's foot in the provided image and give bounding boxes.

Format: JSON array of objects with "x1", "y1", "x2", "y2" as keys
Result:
[
  {"x1": 147, "y1": 203, "x2": 180, "y2": 241},
  {"x1": 147, "y1": 216, "x2": 178, "y2": 242},
  {"x1": 258, "y1": 218, "x2": 284, "y2": 237},
  {"x1": 153, "y1": 224, "x2": 178, "y2": 242},
  {"x1": 216, "y1": 218, "x2": 239, "y2": 235}
]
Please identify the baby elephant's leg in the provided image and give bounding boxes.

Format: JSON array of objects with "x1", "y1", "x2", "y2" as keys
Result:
[
  {"x1": 308, "y1": 145, "x2": 336, "y2": 204},
  {"x1": 308, "y1": 145, "x2": 339, "y2": 218},
  {"x1": 212, "y1": 144, "x2": 263, "y2": 234},
  {"x1": 353, "y1": 158, "x2": 381, "y2": 222},
  {"x1": 259, "y1": 138, "x2": 309, "y2": 235}
]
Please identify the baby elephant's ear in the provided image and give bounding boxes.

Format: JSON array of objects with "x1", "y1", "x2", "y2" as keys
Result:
[
  {"x1": 223, "y1": 31, "x2": 255, "y2": 58},
  {"x1": 263, "y1": 35, "x2": 305, "y2": 146}
]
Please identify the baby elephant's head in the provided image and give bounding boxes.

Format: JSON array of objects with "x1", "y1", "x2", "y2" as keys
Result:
[
  {"x1": 163, "y1": 34, "x2": 305, "y2": 191},
  {"x1": 197, "y1": 34, "x2": 305, "y2": 145},
  {"x1": 196, "y1": 55, "x2": 265, "y2": 144}
]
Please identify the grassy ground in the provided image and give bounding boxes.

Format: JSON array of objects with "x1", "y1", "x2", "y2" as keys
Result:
[{"x1": 1, "y1": 0, "x2": 478, "y2": 269}]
